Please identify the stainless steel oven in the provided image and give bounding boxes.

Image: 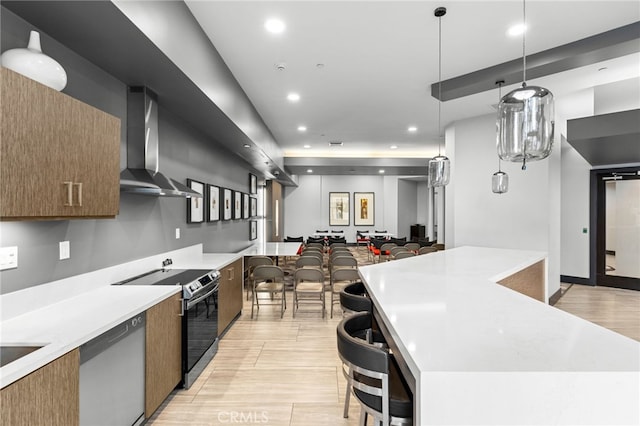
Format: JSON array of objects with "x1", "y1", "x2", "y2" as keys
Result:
[{"x1": 114, "y1": 266, "x2": 220, "y2": 389}]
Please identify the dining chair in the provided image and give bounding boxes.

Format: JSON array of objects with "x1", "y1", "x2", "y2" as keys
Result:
[
  {"x1": 378, "y1": 243, "x2": 397, "y2": 263},
  {"x1": 337, "y1": 312, "x2": 412, "y2": 426},
  {"x1": 295, "y1": 255, "x2": 323, "y2": 270},
  {"x1": 330, "y1": 255, "x2": 357, "y2": 276},
  {"x1": 245, "y1": 256, "x2": 274, "y2": 301},
  {"x1": 393, "y1": 251, "x2": 416, "y2": 260},
  {"x1": 293, "y1": 267, "x2": 325, "y2": 318},
  {"x1": 418, "y1": 246, "x2": 437, "y2": 255},
  {"x1": 356, "y1": 230, "x2": 370, "y2": 250},
  {"x1": 403, "y1": 242, "x2": 420, "y2": 253},
  {"x1": 330, "y1": 268, "x2": 360, "y2": 318},
  {"x1": 251, "y1": 265, "x2": 286, "y2": 318},
  {"x1": 390, "y1": 246, "x2": 409, "y2": 259}
]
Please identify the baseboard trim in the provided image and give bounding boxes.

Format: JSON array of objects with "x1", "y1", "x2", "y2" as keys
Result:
[
  {"x1": 560, "y1": 275, "x2": 593, "y2": 286},
  {"x1": 548, "y1": 288, "x2": 563, "y2": 306}
]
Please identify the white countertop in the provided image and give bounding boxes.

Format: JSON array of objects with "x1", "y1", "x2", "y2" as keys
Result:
[
  {"x1": 359, "y1": 246, "x2": 640, "y2": 425},
  {"x1": 171, "y1": 253, "x2": 242, "y2": 270},
  {"x1": 0, "y1": 245, "x2": 244, "y2": 389},
  {"x1": 238, "y1": 242, "x2": 301, "y2": 257},
  {"x1": 1, "y1": 285, "x2": 180, "y2": 388}
]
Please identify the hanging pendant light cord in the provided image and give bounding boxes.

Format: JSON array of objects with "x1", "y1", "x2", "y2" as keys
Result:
[
  {"x1": 497, "y1": 81, "x2": 503, "y2": 172},
  {"x1": 437, "y1": 11, "x2": 443, "y2": 157},
  {"x1": 522, "y1": 0, "x2": 527, "y2": 86},
  {"x1": 521, "y1": 0, "x2": 528, "y2": 171}
]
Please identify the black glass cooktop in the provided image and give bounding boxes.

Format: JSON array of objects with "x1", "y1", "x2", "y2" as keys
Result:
[{"x1": 116, "y1": 269, "x2": 212, "y2": 286}]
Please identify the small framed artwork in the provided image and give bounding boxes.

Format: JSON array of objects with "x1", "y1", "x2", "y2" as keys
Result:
[
  {"x1": 207, "y1": 184, "x2": 220, "y2": 222},
  {"x1": 234, "y1": 190, "x2": 242, "y2": 219},
  {"x1": 250, "y1": 197, "x2": 257, "y2": 218},
  {"x1": 250, "y1": 220, "x2": 257, "y2": 240},
  {"x1": 223, "y1": 188, "x2": 232, "y2": 220},
  {"x1": 186, "y1": 179, "x2": 205, "y2": 223},
  {"x1": 354, "y1": 192, "x2": 375, "y2": 226},
  {"x1": 243, "y1": 193, "x2": 250, "y2": 219},
  {"x1": 329, "y1": 192, "x2": 350, "y2": 226},
  {"x1": 249, "y1": 173, "x2": 257, "y2": 194}
]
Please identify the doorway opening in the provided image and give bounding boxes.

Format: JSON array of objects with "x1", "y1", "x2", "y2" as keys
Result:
[{"x1": 590, "y1": 166, "x2": 640, "y2": 291}]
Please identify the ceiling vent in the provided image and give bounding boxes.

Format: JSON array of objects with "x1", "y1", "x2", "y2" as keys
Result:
[{"x1": 329, "y1": 141, "x2": 344, "y2": 147}]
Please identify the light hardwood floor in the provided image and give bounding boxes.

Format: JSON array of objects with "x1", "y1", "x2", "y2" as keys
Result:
[
  {"x1": 554, "y1": 283, "x2": 640, "y2": 341},
  {"x1": 148, "y1": 251, "x2": 639, "y2": 425}
]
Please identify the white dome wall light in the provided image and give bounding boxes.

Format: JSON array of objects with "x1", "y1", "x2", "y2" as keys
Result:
[{"x1": 1, "y1": 30, "x2": 67, "y2": 91}]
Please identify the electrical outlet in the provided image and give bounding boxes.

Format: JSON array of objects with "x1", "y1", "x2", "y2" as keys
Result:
[
  {"x1": 0, "y1": 246, "x2": 18, "y2": 270},
  {"x1": 175, "y1": 228, "x2": 180, "y2": 239},
  {"x1": 59, "y1": 241, "x2": 70, "y2": 260}
]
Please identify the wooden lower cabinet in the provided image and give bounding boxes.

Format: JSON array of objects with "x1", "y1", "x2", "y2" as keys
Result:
[
  {"x1": 145, "y1": 293, "x2": 182, "y2": 418},
  {"x1": 218, "y1": 258, "x2": 243, "y2": 335},
  {"x1": 0, "y1": 349, "x2": 79, "y2": 426}
]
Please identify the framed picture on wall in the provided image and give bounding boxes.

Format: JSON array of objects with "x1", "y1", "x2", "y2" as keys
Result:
[
  {"x1": 234, "y1": 190, "x2": 242, "y2": 219},
  {"x1": 250, "y1": 220, "x2": 257, "y2": 240},
  {"x1": 223, "y1": 188, "x2": 232, "y2": 220},
  {"x1": 354, "y1": 192, "x2": 375, "y2": 226},
  {"x1": 186, "y1": 179, "x2": 204, "y2": 223},
  {"x1": 250, "y1": 197, "x2": 257, "y2": 218},
  {"x1": 242, "y1": 193, "x2": 250, "y2": 219},
  {"x1": 207, "y1": 184, "x2": 220, "y2": 222},
  {"x1": 250, "y1": 173, "x2": 257, "y2": 194},
  {"x1": 329, "y1": 192, "x2": 350, "y2": 226}
]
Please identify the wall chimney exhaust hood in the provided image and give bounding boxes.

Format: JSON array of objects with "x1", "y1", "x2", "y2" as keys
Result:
[{"x1": 120, "y1": 87, "x2": 202, "y2": 198}]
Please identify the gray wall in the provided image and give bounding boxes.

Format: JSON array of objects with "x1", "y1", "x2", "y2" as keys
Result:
[
  {"x1": 397, "y1": 179, "x2": 418, "y2": 240},
  {"x1": 0, "y1": 8, "x2": 254, "y2": 294}
]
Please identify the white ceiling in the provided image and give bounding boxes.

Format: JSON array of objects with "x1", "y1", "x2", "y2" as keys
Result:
[{"x1": 185, "y1": 1, "x2": 640, "y2": 173}]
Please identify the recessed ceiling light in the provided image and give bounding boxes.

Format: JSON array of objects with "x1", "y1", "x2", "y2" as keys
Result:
[
  {"x1": 379, "y1": 169, "x2": 385, "y2": 174},
  {"x1": 407, "y1": 126, "x2": 417, "y2": 132},
  {"x1": 297, "y1": 125, "x2": 307, "y2": 132},
  {"x1": 303, "y1": 144, "x2": 311, "y2": 149},
  {"x1": 243, "y1": 144, "x2": 251, "y2": 148},
  {"x1": 307, "y1": 169, "x2": 313, "y2": 173},
  {"x1": 265, "y1": 18, "x2": 286, "y2": 34},
  {"x1": 507, "y1": 23, "x2": 526, "y2": 37},
  {"x1": 390, "y1": 145, "x2": 398, "y2": 149},
  {"x1": 287, "y1": 92, "x2": 300, "y2": 102}
]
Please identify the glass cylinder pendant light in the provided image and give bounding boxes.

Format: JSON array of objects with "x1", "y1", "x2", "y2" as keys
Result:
[
  {"x1": 497, "y1": 0, "x2": 554, "y2": 170},
  {"x1": 428, "y1": 6, "x2": 450, "y2": 187},
  {"x1": 493, "y1": 81, "x2": 509, "y2": 194},
  {"x1": 492, "y1": 169, "x2": 509, "y2": 194}
]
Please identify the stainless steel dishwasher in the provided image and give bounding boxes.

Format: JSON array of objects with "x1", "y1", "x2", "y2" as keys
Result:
[{"x1": 79, "y1": 313, "x2": 145, "y2": 426}]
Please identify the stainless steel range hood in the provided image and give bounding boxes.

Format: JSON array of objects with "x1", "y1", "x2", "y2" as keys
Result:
[{"x1": 120, "y1": 87, "x2": 202, "y2": 198}]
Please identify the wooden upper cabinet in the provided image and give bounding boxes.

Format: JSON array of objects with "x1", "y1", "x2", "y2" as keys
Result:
[{"x1": 1, "y1": 67, "x2": 120, "y2": 220}]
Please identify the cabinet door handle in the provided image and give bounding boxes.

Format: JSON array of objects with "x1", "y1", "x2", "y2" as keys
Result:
[
  {"x1": 74, "y1": 182, "x2": 83, "y2": 206},
  {"x1": 229, "y1": 267, "x2": 234, "y2": 281},
  {"x1": 63, "y1": 181, "x2": 73, "y2": 206}
]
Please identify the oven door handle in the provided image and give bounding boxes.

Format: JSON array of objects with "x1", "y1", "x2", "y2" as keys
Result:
[{"x1": 185, "y1": 284, "x2": 218, "y2": 310}]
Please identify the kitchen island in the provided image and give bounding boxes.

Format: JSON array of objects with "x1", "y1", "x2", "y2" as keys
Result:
[{"x1": 358, "y1": 246, "x2": 639, "y2": 425}]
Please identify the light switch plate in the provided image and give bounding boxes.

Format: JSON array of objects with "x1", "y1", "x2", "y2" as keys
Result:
[
  {"x1": 0, "y1": 246, "x2": 18, "y2": 270},
  {"x1": 175, "y1": 228, "x2": 180, "y2": 239},
  {"x1": 59, "y1": 241, "x2": 70, "y2": 260}
]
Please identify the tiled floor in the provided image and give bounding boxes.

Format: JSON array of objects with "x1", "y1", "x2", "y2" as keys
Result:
[{"x1": 148, "y1": 247, "x2": 639, "y2": 425}]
